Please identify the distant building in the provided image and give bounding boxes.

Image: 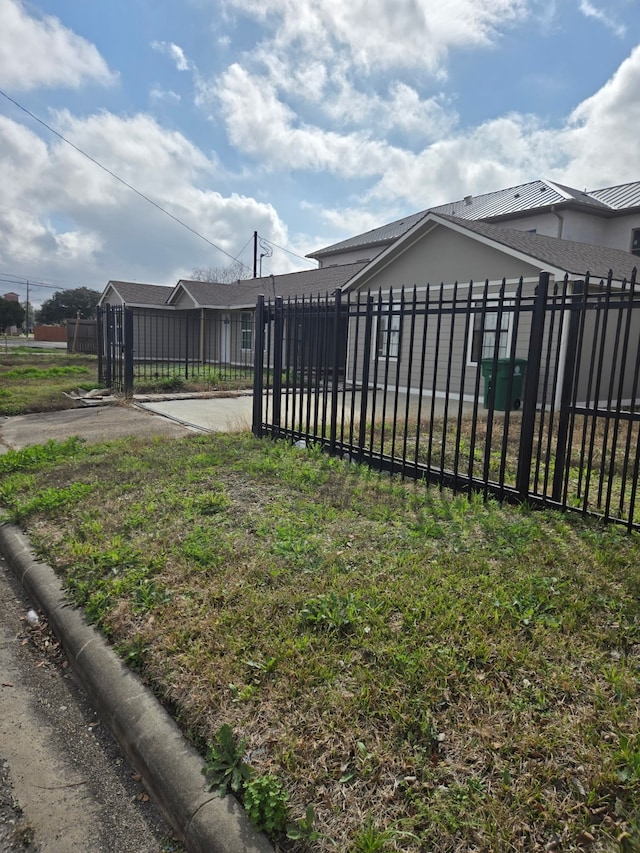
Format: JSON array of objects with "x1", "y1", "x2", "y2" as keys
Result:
[{"x1": 2, "y1": 292, "x2": 19, "y2": 302}]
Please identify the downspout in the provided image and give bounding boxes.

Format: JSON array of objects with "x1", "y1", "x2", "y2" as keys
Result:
[{"x1": 551, "y1": 205, "x2": 564, "y2": 239}]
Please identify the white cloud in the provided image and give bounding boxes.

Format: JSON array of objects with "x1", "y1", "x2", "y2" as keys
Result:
[
  {"x1": 562, "y1": 43, "x2": 640, "y2": 187},
  {"x1": 54, "y1": 230, "x2": 103, "y2": 262},
  {"x1": 303, "y1": 39, "x2": 640, "y2": 239},
  {"x1": 578, "y1": 0, "x2": 626, "y2": 36},
  {"x1": 150, "y1": 85, "x2": 181, "y2": 103},
  {"x1": 227, "y1": 0, "x2": 529, "y2": 74},
  {"x1": 0, "y1": 0, "x2": 114, "y2": 90},
  {"x1": 151, "y1": 40, "x2": 192, "y2": 71},
  {"x1": 214, "y1": 64, "x2": 408, "y2": 175},
  {"x1": 0, "y1": 111, "x2": 291, "y2": 287}
]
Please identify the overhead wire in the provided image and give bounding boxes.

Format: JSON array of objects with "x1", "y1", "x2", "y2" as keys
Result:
[
  {"x1": 258, "y1": 236, "x2": 316, "y2": 266},
  {"x1": 0, "y1": 89, "x2": 253, "y2": 274}
]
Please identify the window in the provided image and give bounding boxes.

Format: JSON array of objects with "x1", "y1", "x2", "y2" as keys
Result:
[
  {"x1": 632, "y1": 228, "x2": 640, "y2": 257},
  {"x1": 377, "y1": 312, "x2": 400, "y2": 359},
  {"x1": 469, "y1": 303, "x2": 511, "y2": 364},
  {"x1": 241, "y1": 312, "x2": 253, "y2": 351}
]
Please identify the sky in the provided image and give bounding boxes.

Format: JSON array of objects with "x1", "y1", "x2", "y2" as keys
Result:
[{"x1": 1, "y1": 0, "x2": 640, "y2": 308}]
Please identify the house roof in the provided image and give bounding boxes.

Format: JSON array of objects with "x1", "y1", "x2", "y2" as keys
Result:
[
  {"x1": 342, "y1": 212, "x2": 639, "y2": 292},
  {"x1": 309, "y1": 178, "x2": 640, "y2": 260},
  {"x1": 436, "y1": 214, "x2": 640, "y2": 281},
  {"x1": 170, "y1": 262, "x2": 367, "y2": 308},
  {"x1": 100, "y1": 281, "x2": 173, "y2": 306},
  {"x1": 588, "y1": 180, "x2": 640, "y2": 210}
]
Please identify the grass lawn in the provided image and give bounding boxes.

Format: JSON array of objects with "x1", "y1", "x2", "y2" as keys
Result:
[
  {"x1": 0, "y1": 431, "x2": 639, "y2": 852},
  {"x1": 0, "y1": 349, "x2": 101, "y2": 415}
]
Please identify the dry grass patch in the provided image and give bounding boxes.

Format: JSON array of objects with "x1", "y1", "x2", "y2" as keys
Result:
[{"x1": 1, "y1": 432, "x2": 639, "y2": 851}]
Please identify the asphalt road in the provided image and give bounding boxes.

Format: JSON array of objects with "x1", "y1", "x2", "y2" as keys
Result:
[{"x1": 0, "y1": 552, "x2": 182, "y2": 852}]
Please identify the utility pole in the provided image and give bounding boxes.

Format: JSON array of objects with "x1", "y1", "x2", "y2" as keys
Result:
[
  {"x1": 26, "y1": 280, "x2": 29, "y2": 339},
  {"x1": 253, "y1": 231, "x2": 258, "y2": 279}
]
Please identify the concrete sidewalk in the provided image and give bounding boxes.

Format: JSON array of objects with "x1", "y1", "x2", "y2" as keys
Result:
[
  {"x1": 136, "y1": 393, "x2": 254, "y2": 433},
  {"x1": 0, "y1": 394, "x2": 255, "y2": 454}
]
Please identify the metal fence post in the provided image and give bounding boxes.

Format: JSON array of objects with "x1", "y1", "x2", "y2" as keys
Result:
[
  {"x1": 253, "y1": 296, "x2": 265, "y2": 437},
  {"x1": 97, "y1": 306, "x2": 104, "y2": 383},
  {"x1": 329, "y1": 288, "x2": 342, "y2": 455},
  {"x1": 104, "y1": 305, "x2": 113, "y2": 389},
  {"x1": 123, "y1": 306, "x2": 134, "y2": 398},
  {"x1": 357, "y1": 294, "x2": 374, "y2": 460},
  {"x1": 272, "y1": 297, "x2": 284, "y2": 432},
  {"x1": 516, "y1": 271, "x2": 549, "y2": 496},
  {"x1": 552, "y1": 280, "x2": 585, "y2": 503}
]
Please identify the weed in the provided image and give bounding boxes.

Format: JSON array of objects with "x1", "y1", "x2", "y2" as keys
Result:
[
  {"x1": 0, "y1": 436, "x2": 84, "y2": 476},
  {"x1": 243, "y1": 774, "x2": 289, "y2": 835},
  {"x1": 193, "y1": 488, "x2": 231, "y2": 515},
  {"x1": 159, "y1": 374, "x2": 186, "y2": 392},
  {"x1": 614, "y1": 735, "x2": 640, "y2": 783},
  {"x1": 349, "y1": 817, "x2": 412, "y2": 852},
  {"x1": 132, "y1": 579, "x2": 171, "y2": 613},
  {"x1": 116, "y1": 636, "x2": 150, "y2": 672},
  {"x1": 299, "y1": 592, "x2": 362, "y2": 633},
  {"x1": 202, "y1": 724, "x2": 254, "y2": 797},
  {"x1": 9, "y1": 482, "x2": 94, "y2": 523},
  {"x1": 286, "y1": 805, "x2": 330, "y2": 844}
]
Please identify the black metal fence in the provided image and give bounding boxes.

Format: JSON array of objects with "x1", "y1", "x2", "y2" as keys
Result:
[
  {"x1": 253, "y1": 269, "x2": 640, "y2": 530},
  {"x1": 97, "y1": 305, "x2": 256, "y2": 394}
]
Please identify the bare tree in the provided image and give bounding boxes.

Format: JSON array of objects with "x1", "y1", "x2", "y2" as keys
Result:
[{"x1": 190, "y1": 261, "x2": 248, "y2": 283}]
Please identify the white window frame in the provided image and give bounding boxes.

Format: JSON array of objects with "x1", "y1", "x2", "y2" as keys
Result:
[
  {"x1": 241, "y1": 311, "x2": 253, "y2": 351},
  {"x1": 631, "y1": 228, "x2": 640, "y2": 257}
]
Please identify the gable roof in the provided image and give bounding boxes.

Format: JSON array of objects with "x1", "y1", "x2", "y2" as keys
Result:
[
  {"x1": 100, "y1": 281, "x2": 173, "y2": 306},
  {"x1": 309, "y1": 178, "x2": 640, "y2": 260},
  {"x1": 436, "y1": 214, "x2": 640, "y2": 281},
  {"x1": 170, "y1": 262, "x2": 367, "y2": 308},
  {"x1": 342, "y1": 212, "x2": 639, "y2": 292}
]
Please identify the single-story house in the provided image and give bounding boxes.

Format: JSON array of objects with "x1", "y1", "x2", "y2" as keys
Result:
[
  {"x1": 97, "y1": 265, "x2": 367, "y2": 372},
  {"x1": 159, "y1": 263, "x2": 367, "y2": 368}
]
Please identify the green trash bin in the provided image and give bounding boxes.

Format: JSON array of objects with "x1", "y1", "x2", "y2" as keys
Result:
[{"x1": 481, "y1": 358, "x2": 527, "y2": 411}]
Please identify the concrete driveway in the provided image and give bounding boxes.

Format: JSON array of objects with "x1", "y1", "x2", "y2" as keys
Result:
[{"x1": 0, "y1": 394, "x2": 254, "y2": 453}]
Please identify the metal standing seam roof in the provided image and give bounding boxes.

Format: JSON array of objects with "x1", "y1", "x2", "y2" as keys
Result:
[
  {"x1": 588, "y1": 181, "x2": 640, "y2": 210},
  {"x1": 309, "y1": 178, "x2": 640, "y2": 259},
  {"x1": 172, "y1": 261, "x2": 368, "y2": 308}
]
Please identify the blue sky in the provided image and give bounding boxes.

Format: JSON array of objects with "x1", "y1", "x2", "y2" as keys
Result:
[{"x1": 1, "y1": 0, "x2": 639, "y2": 305}]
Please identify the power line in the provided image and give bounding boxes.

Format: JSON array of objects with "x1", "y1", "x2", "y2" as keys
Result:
[
  {"x1": 0, "y1": 275, "x2": 61, "y2": 290},
  {"x1": 0, "y1": 89, "x2": 253, "y2": 274},
  {"x1": 258, "y1": 235, "x2": 316, "y2": 266}
]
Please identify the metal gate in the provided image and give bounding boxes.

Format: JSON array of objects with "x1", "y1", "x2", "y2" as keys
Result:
[{"x1": 97, "y1": 304, "x2": 133, "y2": 396}]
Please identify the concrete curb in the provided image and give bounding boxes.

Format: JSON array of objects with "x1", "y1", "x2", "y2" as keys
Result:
[{"x1": 0, "y1": 522, "x2": 273, "y2": 853}]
